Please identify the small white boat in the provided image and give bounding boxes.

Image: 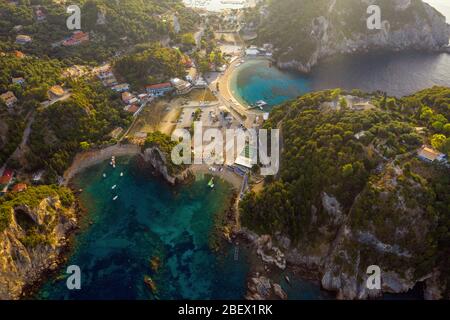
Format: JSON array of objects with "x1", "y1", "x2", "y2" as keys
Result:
[
  {"x1": 208, "y1": 177, "x2": 215, "y2": 189},
  {"x1": 112, "y1": 185, "x2": 117, "y2": 190},
  {"x1": 113, "y1": 196, "x2": 118, "y2": 201},
  {"x1": 120, "y1": 172, "x2": 124, "y2": 177},
  {"x1": 103, "y1": 173, "x2": 106, "y2": 178},
  {"x1": 256, "y1": 100, "x2": 268, "y2": 110}
]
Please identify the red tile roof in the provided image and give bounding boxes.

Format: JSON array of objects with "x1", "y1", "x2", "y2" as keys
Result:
[
  {"x1": 12, "y1": 183, "x2": 27, "y2": 192},
  {"x1": 126, "y1": 105, "x2": 139, "y2": 113},
  {"x1": 146, "y1": 82, "x2": 172, "y2": 90},
  {"x1": 0, "y1": 170, "x2": 13, "y2": 185}
]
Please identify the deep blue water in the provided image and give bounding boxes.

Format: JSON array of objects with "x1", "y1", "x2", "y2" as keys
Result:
[
  {"x1": 38, "y1": 157, "x2": 251, "y2": 300},
  {"x1": 37, "y1": 157, "x2": 331, "y2": 300},
  {"x1": 231, "y1": 52, "x2": 450, "y2": 109}
]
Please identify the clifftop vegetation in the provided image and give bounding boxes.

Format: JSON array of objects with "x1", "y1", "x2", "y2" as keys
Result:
[
  {"x1": 240, "y1": 87, "x2": 450, "y2": 298},
  {"x1": 25, "y1": 79, "x2": 132, "y2": 176},
  {"x1": 0, "y1": 0, "x2": 198, "y2": 64},
  {"x1": 0, "y1": 185, "x2": 74, "y2": 232},
  {"x1": 253, "y1": 0, "x2": 449, "y2": 70},
  {"x1": 144, "y1": 131, "x2": 187, "y2": 176},
  {"x1": 114, "y1": 44, "x2": 186, "y2": 89}
]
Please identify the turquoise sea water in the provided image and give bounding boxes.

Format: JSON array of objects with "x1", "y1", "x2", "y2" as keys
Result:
[
  {"x1": 37, "y1": 157, "x2": 332, "y2": 300},
  {"x1": 38, "y1": 157, "x2": 251, "y2": 300},
  {"x1": 231, "y1": 52, "x2": 450, "y2": 110},
  {"x1": 230, "y1": 59, "x2": 311, "y2": 107}
]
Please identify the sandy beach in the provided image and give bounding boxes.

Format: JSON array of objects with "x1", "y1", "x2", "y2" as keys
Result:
[
  {"x1": 218, "y1": 59, "x2": 249, "y2": 115},
  {"x1": 216, "y1": 57, "x2": 265, "y2": 129},
  {"x1": 62, "y1": 143, "x2": 245, "y2": 193},
  {"x1": 190, "y1": 164, "x2": 244, "y2": 190},
  {"x1": 62, "y1": 144, "x2": 141, "y2": 185}
]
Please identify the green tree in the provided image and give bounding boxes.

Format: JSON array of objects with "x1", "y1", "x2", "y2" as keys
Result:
[
  {"x1": 443, "y1": 123, "x2": 450, "y2": 135},
  {"x1": 80, "y1": 141, "x2": 90, "y2": 151},
  {"x1": 431, "y1": 134, "x2": 447, "y2": 151},
  {"x1": 342, "y1": 164, "x2": 354, "y2": 177}
]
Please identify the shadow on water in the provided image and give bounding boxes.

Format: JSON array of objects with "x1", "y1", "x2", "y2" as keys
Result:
[{"x1": 231, "y1": 51, "x2": 450, "y2": 110}]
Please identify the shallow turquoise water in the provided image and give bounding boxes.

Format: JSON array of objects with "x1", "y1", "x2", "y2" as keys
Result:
[
  {"x1": 35, "y1": 157, "x2": 420, "y2": 300},
  {"x1": 230, "y1": 59, "x2": 311, "y2": 108},
  {"x1": 38, "y1": 157, "x2": 251, "y2": 300}
]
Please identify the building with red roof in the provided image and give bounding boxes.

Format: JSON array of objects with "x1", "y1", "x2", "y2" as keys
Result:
[
  {"x1": 0, "y1": 169, "x2": 14, "y2": 186},
  {"x1": 12, "y1": 183, "x2": 27, "y2": 192},
  {"x1": 146, "y1": 82, "x2": 173, "y2": 96},
  {"x1": 63, "y1": 31, "x2": 89, "y2": 47},
  {"x1": 124, "y1": 104, "x2": 139, "y2": 114}
]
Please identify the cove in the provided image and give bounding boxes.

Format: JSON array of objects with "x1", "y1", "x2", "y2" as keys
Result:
[
  {"x1": 36, "y1": 156, "x2": 332, "y2": 300},
  {"x1": 37, "y1": 157, "x2": 250, "y2": 299},
  {"x1": 231, "y1": 51, "x2": 450, "y2": 109}
]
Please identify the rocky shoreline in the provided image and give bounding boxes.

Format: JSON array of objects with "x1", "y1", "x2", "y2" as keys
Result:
[
  {"x1": 0, "y1": 193, "x2": 81, "y2": 300},
  {"x1": 232, "y1": 227, "x2": 443, "y2": 300},
  {"x1": 271, "y1": 0, "x2": 450, "y2": 74},
  {"x1": 19, "y1": 198, "x2": 88, "y2": 299},
  {"x1": 0, "y1": 143, "x2": 174, "y2": 300},
  {"x1": 11, "y1": 142, "x2": 239, "y2": 300}
]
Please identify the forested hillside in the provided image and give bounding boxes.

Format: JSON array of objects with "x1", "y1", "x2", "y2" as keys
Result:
[
  {"x1": 25, "y1": 80, "x2": 132, "y2": 176},
  {"x1": 114, "y1": 43, "x2": 186, "y2": 88},
  {"x1": 240, "y1": 87, "x2": 450, "y2": 299},
  {"x1": 253, "y1": 0, "x2": 450, "y2": 72},
  {"x1": 0, "y1": 0, "x2": 198, "y2": 63}
]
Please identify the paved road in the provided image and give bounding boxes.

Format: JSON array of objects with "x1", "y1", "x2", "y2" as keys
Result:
[
  {"x1": 40, "y1": 92, "x2": 72, "y2": 108},
  {"x1": 0, "y1": 111, "x2": 35, "y2": 172},
  {"x1": 194, "y1": 26, "x2": 205, "y2": 49}
]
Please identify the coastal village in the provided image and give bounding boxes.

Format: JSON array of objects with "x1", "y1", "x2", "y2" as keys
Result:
[
  {"x1": 4, "y1": 0, "x2": 446, "y2": 196},
  {"x1": 0, "y1": 0, "x2": 450, "y2": 302}
]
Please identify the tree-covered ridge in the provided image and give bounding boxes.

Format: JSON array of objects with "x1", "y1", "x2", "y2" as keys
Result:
[
  {"x1": 114, "y1": 43, "x2": 186, "y2": 89},
  {"x1": 0, "y1": 54, "x2": 64, "y2": 104},
  {"x1": 255, "y1": 0, "x2": 448, "y2": 64},
  {"x1": 0, "y1": 114, "x2": 25, "y2": 166},
  {"x1": 0, "y1": 185, "x2": 74, "y2": 232},
  {"x1": 243, "y1": 90, "x2": 419, "y2": 239},
  {"x1": 398, "y1": 87, "x2": 450, "y2": 155},
  {"x1": 0, "y1": 0, "x2": 198, "y2": 64},
  {"x1": 240, "y1": 87, "x2": 450, "y2": 297},
  {"x1": 0, "y1": 54, "x2": 64, "y2": 166},
  {"x1": 26, "y1": 80, "x2": 132, "y2": 176}
]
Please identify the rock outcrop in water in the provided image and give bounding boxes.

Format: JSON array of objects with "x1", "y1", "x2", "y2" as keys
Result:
[
  {"x1": 245, "y1": 274, "x2": 288, "y2": 300},
  {"x1": 141, "y1": 147, "x2": 191, "y2": 185},
  {"x1": 0, "y1": 188, "x2": 76, "y2": 300},
  {"x1": 257, "y1": 0, "x2": 450, "y2": 73},
  {"x1": 239, "y1": 88, "x2": 450, "y2": 299},
  {"x1": 140, "y1": 132, "x2": 191, "y2": 185}
]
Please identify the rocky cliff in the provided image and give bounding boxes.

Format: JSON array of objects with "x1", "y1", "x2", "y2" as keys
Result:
[
  {"x1": 141, "y1": 147, "x2": 191, "y2": 185},
  {"x1": 0, "y1": 188, "x2": 77, "y2": 300},
  {"x1": 258, "y1": 0, "x2": 450, "y2": 73},
  {"x1": 239, "y1": 88, "x2": 450, "y2": 299}
]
